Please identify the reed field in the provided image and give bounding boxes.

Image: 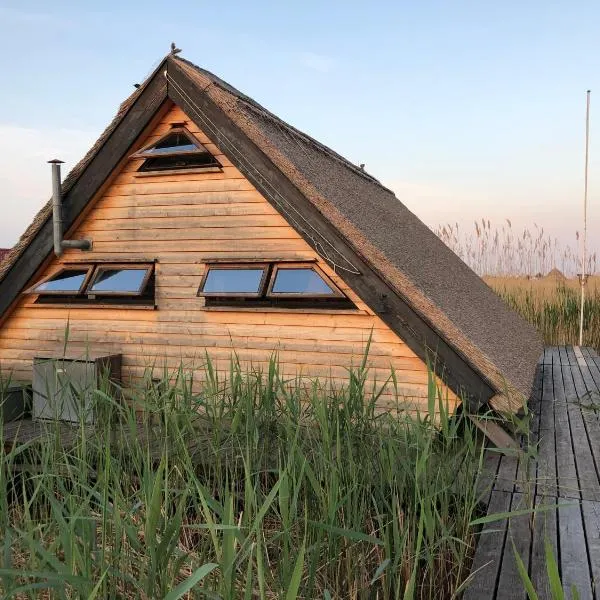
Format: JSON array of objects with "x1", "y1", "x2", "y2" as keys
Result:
[
  {"x1": 485, "y1": 274, "x2": 600, "y2": 350},
  {"x1": 436, "y1": 219, "x2": 600, "y2": 349},
  {"x1": 0, "y1": 356, "x2": 490, "y2": 600}
]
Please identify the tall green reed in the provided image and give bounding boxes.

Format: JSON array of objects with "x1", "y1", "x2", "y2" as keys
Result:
[{"x1": 0, "y1": 353, "x2": 488, "y2": 599}]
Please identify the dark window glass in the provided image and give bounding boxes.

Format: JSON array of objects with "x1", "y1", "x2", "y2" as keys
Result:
[
  {"x1": 139, "y1": 153, "x2": 219, "y2": 172},
  {"x1": 202, "y1": 268, "x2": 265, "y2": 294},
  {"x1": 271, "y1": 268, "x2": 335, "y2": 295},
  {"x1": 34, "y1": 270, "x2": 88, "y2": 293},
  {"x1": 145, "y1": 132, "x2": 200, "y2": 155},
  {"x1": 90, "y1": 268, "x2": 149, "y2": 294}
]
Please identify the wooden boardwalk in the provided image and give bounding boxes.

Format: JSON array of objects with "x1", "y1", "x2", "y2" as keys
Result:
[{"x1": 465, "y1": 346, "x2": 600, "y2": 600}]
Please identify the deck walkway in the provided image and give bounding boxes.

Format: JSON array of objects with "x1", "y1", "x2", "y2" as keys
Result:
[{"x1": 465, "y1": 346, "x2": 600, "y2": 600}]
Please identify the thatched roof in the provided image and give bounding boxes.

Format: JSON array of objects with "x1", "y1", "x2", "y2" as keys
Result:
[
  {"x1": 0, "y1": 53, "x2": 543, "y2": 413},
  {"x1": 546, "y1": 268, "x2": 567, "y2": 282}
]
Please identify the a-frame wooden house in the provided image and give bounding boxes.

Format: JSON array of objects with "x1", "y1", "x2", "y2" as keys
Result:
[{"x1": 0, "y1": 52, "x2": 543, "y2": 421}]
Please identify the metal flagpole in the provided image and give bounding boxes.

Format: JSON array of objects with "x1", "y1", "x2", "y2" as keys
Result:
[{"x1": 579, "y1": 90, "x2": 591, "y2": 347}]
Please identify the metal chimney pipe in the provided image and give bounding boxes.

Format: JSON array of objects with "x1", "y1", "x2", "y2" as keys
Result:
[
  {"x1": 49, "y1": 159, "x2": 65, "y2": 257},
  {"x1": 48, "y1": 159, "x2": 92, "y2": 257}
]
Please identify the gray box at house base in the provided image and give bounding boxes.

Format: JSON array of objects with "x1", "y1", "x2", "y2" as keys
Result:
[
  {"x1": 1, "y1": 383, "x2": 31, "y2": 422},
  {"x1": 33, "y1": 358, "x2": 97, "y2": 424}
]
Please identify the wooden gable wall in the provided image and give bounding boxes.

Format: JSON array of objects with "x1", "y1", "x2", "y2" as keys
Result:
[{"x1": 0, "y1": 103, "x2": 459, "y2": 415}]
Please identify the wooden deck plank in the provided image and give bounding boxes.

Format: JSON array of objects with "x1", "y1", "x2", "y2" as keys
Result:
[
  {"x1": 495, "y1": 492, "x2": 531, "y2": 600},
  {"x1": 581, "y1": 500, "x2": 600, "y2": 599},
  {"x1": 558, "y1": 499, "x2": 593, "y2": 599},
  {"x1": 542, "y1": 347, "x2": 552, "y2": 365},
  {"x1": 552, "y1": 359, "x2": 580, "y2": 499},
  {"x1": 549, "y1": 346, "x2": 561, "y2": 366},
  {"x1": 530, "y1": 493, "x2": 559, "y2": 600},
  {"x1": 495, "y1": 453, "x2": 519, "y2": 494},
  {"x1": 536, "y1": 428, "x2": 558, "y2": 498},
  {"x1": 469, "y1": 348, "x2": 600, "y2": 599},
  {"x1": 566, "y1": 362, "x2": 600, "y2": 502},
  {"x1": 463, "y1": 490, "x2": 513, "y2": 600},
  {"x1": 558, "y1": 346, "x2": 569, "y2": 367},
  {"x1": 529, "y1": 363, "x2": 544, "y2": 436},
  {"x1": 566, "y1": 346, "x2": 578, "y2": 366},
  {"x1": 562, "y1": 361, "x2": 599, "y2": 500},
  {"x1": 539, "y1": 362, "x2": 556, "y2": 433},
  {"x1": 478, "y1": 450, "x2": 502, "y2": 506}
]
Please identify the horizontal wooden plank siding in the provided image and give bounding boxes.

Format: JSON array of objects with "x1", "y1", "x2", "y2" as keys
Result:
[{"x1": 0, "y1": 104, "x2": 460, "y2": 415}]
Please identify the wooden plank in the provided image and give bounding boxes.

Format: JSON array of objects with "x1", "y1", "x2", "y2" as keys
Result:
[
  {"x1": 87, "y1": 202, "x2": 279, "y2": 220},
  {"x1": 112, "y1": 166, "x2": 244, "y2": 185},
  {"x1": 529, "y1": 362, "x2": 544, "y2": 436},
  {"x1": 548, "y1": 347, "x2": 561, "y2": 366},
  {"x1": 539, "y1": 361, "x2": 555, "y2": 432},
  {"x1": 74, "y1": 239, "x2": 309, "y2": 254},
  {"x1": 574, "y1": 346, "x2": 588, "y2": 367},
  {"x1": 78, "y1": 227, "x2": 302, "y2": 242},
  {"x1": 566, "y1": 346, "x2": 578, "y2": 366},
  {"x1": 478, "y1": 449, "x2": 502, "y2": 506},
  {"x1": 558, "y1": 499, "x2": 593, "y2": 599},
  {"x1": 495, "y1": 492, "x2": 530, "y2": 600},
  {"x1": 553, "y1": 360, "x2": 580, "y2": 500},
  {"x1": 93, "y1": 190, "x2": 265, "y2": 208},
  {"x1": 463, "y1": 490, "x2": 512, "y2": 600},
  {"x1": 103, "y1": 178, "x2": 254, "y2": 196},
  {"x1": 563, "y1": 363, "x2": 599, "y2": 499},
  {"x1": 530, "y1": 492, "x2": 558, "y2": 600},
  {"x1": 565, "y1": 363, "x2": 600, "y2": 502},
  {"x1": 536, "y1": 428, "x2": 559, "y2": 499},
  {"x1": 495, "y1": 452, "x2": 519, "y2": 494},
  {"x1": 580, "y1": 500, "x2": 600, "y2": 598},
  {"x1": 537, "y1": 361, "x2": 559, "y2": 498},
  {"x1": 468, "y1": 417, "x2": 519, "y2": 450},
  {"x1": 558, "y1": 346, "x2": 569, "y2": 367}
]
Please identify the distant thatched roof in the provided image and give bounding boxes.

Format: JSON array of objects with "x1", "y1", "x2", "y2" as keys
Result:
[
  {"x1": 0, "y1": 53, "x2": 543, "y2": 414},
  {"x1": 546, "y1": 268, "x2": 567, "y2": 282}
]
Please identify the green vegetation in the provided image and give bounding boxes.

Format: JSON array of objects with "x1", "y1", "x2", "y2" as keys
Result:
[
  {"x1": 0, "y1": 356, "x2": 488, "y2": 599},
  {"x1": 489, "y1": 281, "x2": 600, "y2": 350}
]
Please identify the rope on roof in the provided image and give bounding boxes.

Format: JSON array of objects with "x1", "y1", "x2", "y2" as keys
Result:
[{"x1": 164, "y1": 70, "x2": 361, "y2": 276}]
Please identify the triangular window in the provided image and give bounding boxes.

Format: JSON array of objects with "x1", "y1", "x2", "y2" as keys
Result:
[{"x1": 132, "y1": 127, "x2": 221, "y2": 172}]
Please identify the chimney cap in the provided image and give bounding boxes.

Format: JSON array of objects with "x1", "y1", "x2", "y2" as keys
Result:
[{"x1": 47, "y1": 159, "x2": 64, "y2": 164}]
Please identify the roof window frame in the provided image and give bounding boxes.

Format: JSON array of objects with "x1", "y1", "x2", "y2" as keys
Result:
[
  {"x1": 25, "y1": 266, "x2": 94, "y2": 296},
  {"x1": 86, "y1": 263, "x2": 155, "y2": 297},
  {"x1": 265, "y1": 263, "x2": 345, "y2": 299},
  {"x1": 130, "y1": 126, "x2": 222, "y2": 172},
  {"x1": 197, "y1": 263, "x2": 271, "y2": 298}
]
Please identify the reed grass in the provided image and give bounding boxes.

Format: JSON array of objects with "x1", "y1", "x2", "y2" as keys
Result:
[
  {"x1": 0, "y1": 355, "x2": 489, "y2": 599},
  {"x1": 486, "y1": 277, "x2": 600, "y2": 350},
  {"x1": 435, "y1": 219, "x2": 596, "y2": 277}
]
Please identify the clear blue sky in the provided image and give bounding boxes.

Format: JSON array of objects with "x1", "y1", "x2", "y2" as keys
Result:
[{"x1": 0, "y1": 0, "x2": 598, "y2": 263}]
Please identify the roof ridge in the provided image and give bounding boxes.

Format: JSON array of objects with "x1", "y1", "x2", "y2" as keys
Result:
[{"x1": 173, "y1": 56, "x2": 395, "y2": 195}]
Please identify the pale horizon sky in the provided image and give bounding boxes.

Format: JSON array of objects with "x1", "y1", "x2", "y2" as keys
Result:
[{"x1": 0, "y1": 1, "x2": 598, "y2": 268}]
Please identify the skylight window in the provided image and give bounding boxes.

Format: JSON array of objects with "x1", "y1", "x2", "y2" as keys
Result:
[
  {"x1": 144, "y1": 132, "x2": 199, "y2": 155},
  {"x1": 132, "y1": 127, "x2": 221, "y2": 172},
  {"x1": 198, "y1": 262, "x2": 351, "y2": 309},
  {"x1": 88, "y1": 266, "x2": 153, "y2": 296},
  {"x1": 268, "y1": 266, "x2": 339, "y2": 297},
  {"x1": 27, "y1": 263, "x2": 155, "y2": 306},
  {"x1": 28, "y1": 268, "x2": 91, "y2": 295},
  {"x1": 198, "y1": 265, "x2": 268, "y2": 297}
]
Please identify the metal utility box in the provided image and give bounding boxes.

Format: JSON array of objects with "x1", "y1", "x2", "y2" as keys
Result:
[
  {"x1": 1, "y1": 383, "x2": 31, "y2": 422},
  {"x1": 32, "y1": 354, "x2": 121, "y2": 424}
]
